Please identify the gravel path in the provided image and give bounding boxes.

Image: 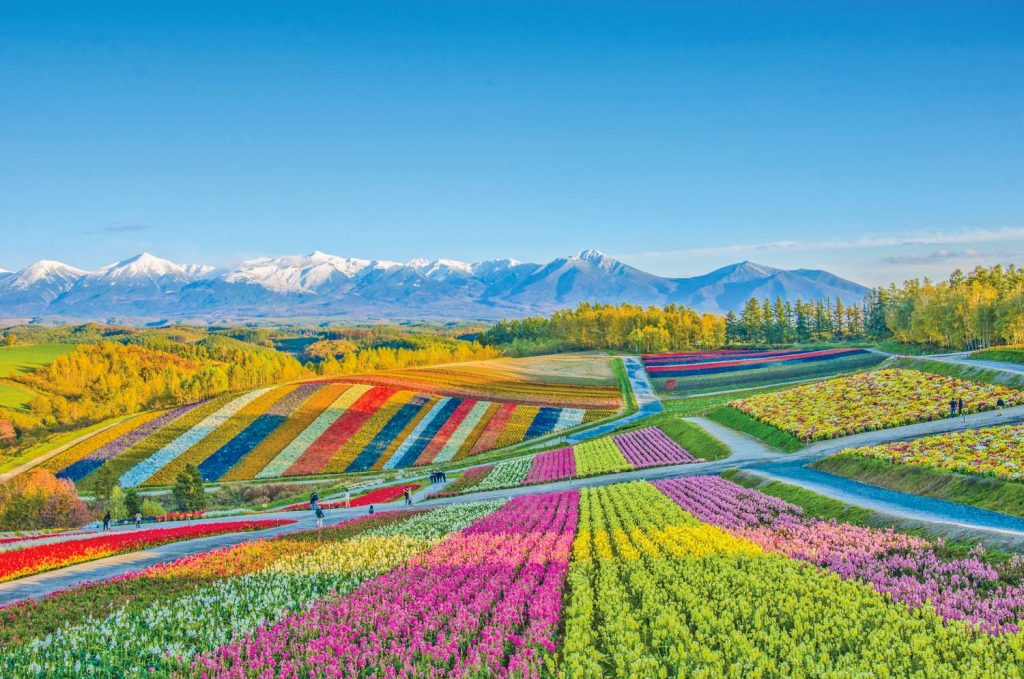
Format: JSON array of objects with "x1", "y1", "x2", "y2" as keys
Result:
[{"x1": 920, "y1": 351, "x2": 1024, "y2": 377}]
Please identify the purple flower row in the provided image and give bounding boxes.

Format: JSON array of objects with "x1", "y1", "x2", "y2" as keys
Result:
[
  {"x1": 524, "y1": 447, "x2": 576, "y2": 484},
  {"x1": 612, "y1": 427, "x2": 697, "y2": 468},
  {"x1": 195, "y1": 491, "x2": 579, "y2": 677},
  {"x1": 655, "y1": 476, "x2": 1024, "y2": 634}
]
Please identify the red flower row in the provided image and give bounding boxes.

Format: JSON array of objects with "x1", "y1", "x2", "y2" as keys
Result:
[{"x1": 0, "y1": 519, "x2": 293, "y2": 584}]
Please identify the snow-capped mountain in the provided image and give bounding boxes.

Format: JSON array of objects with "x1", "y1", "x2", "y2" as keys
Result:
[
  {"x1": 0, "y1": 249, "x2": 870, "y2": 321},
  {"x1": 0, "y1": 260, "x2": 88, "y2": 314}
]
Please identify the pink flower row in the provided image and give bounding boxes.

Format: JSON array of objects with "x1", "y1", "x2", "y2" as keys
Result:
[{"x1": 195, "y1": 491, "x2": 579, "y2": 678}]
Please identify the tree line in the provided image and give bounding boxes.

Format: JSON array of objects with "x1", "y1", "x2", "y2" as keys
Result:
[{"x1": 478, "y1": 303, "x2": 726, "y2": 354}]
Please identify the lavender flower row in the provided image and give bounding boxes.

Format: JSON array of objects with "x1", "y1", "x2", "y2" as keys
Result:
[
  {"x1": 612, "y1": 427, "x2": 697, "y2": 468},
  {"x1": 655, "y1": 476, "x2": 1024, "y2": 634}
]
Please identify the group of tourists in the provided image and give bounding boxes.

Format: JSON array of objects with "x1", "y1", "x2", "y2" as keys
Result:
[
  {"x1": 101, "y1": 511, "x2": 144, "y2": 531},
  {"x1": 309, "y1": 491, "x2": 325, "y2": 528},
  {"x1": 429, "y1": 471, "x2": 447, "y2": 483},
  {"x1": 949, "y1": 396, "x2": 1008, "y2": 418}
]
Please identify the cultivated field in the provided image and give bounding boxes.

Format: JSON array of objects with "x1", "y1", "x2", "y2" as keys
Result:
[{"x1": 0, "y1": 343, "x2": 73, "y2": 409}]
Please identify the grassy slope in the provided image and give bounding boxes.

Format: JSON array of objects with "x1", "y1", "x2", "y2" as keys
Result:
[
  {"x1": 0, "y1": 343, "x2": 75, "y2": 410},
  {"x1": 972, "y1": 346, "x2": 1024, "y2": 365},
  {"x1": 657, "y1": 419, "x2": 730, "y2": 461},
  {"x1": 813, "y1": 454, "x2": 1024, "y2": 518},
  {"x1": 705, "y1": 405, "x2": 804, "y2": 453},
  {"x1": 887, "y1": 356, "x2": 1024, "y2": 389},
  {"x1": 0, "y1": 415, "x2": 135, "y2": 474}
]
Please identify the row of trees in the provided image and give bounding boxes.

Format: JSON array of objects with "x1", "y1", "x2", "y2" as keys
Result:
[
  {"x1": 0, "y1": 469, "x2": 89, "y2": 530},
  {"x1": 8, "y1": 339, "x2": 308, "y2": 436},
  {"x1": 479, "y1": 303, "x2": 727, "y2": 354},
  {"x1": 304, "y1": 338, "x2": 500, "y2": 375},
  {"x1": 726, "y1": 264, "x2": 1024, "y2": 350}
]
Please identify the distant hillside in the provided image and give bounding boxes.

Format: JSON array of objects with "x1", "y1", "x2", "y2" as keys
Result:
[{"x1": 0, "y1": 249, "x2": 869, "y2": 321}]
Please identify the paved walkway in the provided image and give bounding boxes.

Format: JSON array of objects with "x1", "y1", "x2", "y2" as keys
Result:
[
  {"x1": 921, "y1": 352, "x2": 1024, "y2": 377},
  {"x1": 566, "y1": 356, "x2": 662, "y2": 442}
]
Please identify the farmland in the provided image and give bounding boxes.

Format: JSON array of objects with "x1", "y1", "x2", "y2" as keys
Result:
[
  {"x1": 645, "y1": 346, "x2": 886, "y2": 395},
  {"x1": 4, "y1": 478, "x2": 1024, "y2": 676},
  {"x1": 0, "y1": 344, "x2": 73, "y2": 410},
  {"x1": 44, "y1": 372, "x2": 617, "y2": 487}
]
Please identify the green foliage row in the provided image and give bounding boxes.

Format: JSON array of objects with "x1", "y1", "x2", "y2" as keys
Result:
[{"x1": 705, "y1": 405, "x2": 805, "y2": 452}]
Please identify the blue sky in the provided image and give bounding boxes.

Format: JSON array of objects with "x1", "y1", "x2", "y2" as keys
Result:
[{"x1": 1, "y1": 1, "x2": 1022, "y2": 285}]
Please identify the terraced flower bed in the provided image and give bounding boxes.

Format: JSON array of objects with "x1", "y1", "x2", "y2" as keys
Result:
[
  {"x1": 730, "y1": 368, "x2": 1023, "y2": 442},
  {"x1": 46, "y1": 377, "x2": 616, "y2": 487}
]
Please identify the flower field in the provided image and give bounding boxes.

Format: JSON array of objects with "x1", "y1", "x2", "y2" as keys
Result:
[
  {"x1": 731, "y1": 368, "x2": 1024, "y2": 441},
  {"x1": 3, "y1": 478, "x2": 1024, "y2": 675},
  {"x1": 47, "y1": 377, "x2": 615, "y2": 487},
  {"x1": 432, "y1": 426, "x2": 700, "y2": 496},
  {"x1": 0, "y1": 520, "x2": 291, "y2": 584},
  {"x1": 277, "y1": 483, "x2": 421, "y2": 511},
  {"x1": 836, "y1": 424, "x2": 1024, "y2": 480},
  {"x1": 644, "y1": 347, "x2": 886, "y2": 394}
]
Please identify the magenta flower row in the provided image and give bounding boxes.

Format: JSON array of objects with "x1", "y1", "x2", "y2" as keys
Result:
[
  {"x1": 612, "y1": 427, "x2": 697, "y2": 468},
  {"x1": 524, "y1": 447, "x2": 576, "y2": 484},
  {"x1": 195, "y1": 491, "x2": 579, "y2": 678},
  {"x1": 654, "y1": 476, "x2": 1024, "y2": 634}
]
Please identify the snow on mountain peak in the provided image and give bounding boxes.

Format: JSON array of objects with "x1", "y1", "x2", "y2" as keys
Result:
[
  {"x1": 12, "y1": 260, "x2": 87, "y2": 286},
  {"x1": 574, "y1": 248, "x2": 608, "y2": 262}
]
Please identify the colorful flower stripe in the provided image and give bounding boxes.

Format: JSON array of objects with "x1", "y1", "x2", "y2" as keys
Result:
[
  {"x1": 118, "y1": 389, "x2": 275, "y2": 488},
  {"x1": 48, "y1": 410, "x2": 168, "y2": 482},
  {"x1": 524, "y1": 406, "x2": 562, "y2": 439},
  {"x1": 381, "y1": 397, "x2": 457, "y2": 470},
  {"x1": 557, "y1": 481, "x2": 1024, "y2": 677},
  {"x1": 840, "y1": 424, "x2": 1024, "y2": 480},
  {"x1": 452, "y1": 401, "x2": 500, "y2": 462},
  {"x1": 371, "y1": 395, "x2": 439, "y2": 471},
  {"x1": 87, "y1": 396, "x2": 229, "y2": 488},
  {"x1": 573, "y1": 436, "x2": 630, "y2": 478},
  {"x1": 646, "y1": 347, "x2": 868, "y2": 377},
  {"x1": 0, "y1": 512, "x2": 415, "y2": 648},
  {"x1": 199, "y1": 382, "x2": 324, "y2": 481},
  {"x1": 333, "y1": 368, "x2": 621, "y2": 409},
  {"x1": 525, "y1": 446, "x2": 576, "y2": 484},
  {"x1": 475, "y1": 456, "x2": 533, "y2": 491},
  {"x1": 0, "y1": 520, "x2": 292, "y2": 584},
  {"x1": 654, "y1": 476, "x2": 1024, "y2": 634},
  {"x1": 468, "y1": 401, "x2": 517, "y2": 455},
  {"x1": 493, "y1": 405, "x2": 540, "y2": 450},
  {"x1": 321, "y1": 391, "x2": 413, "y2": 475},
  {"x1": 553, "y1": 407, "x2": 586, "y2": 432},
  {"x1": 144, "y1": 386, "x2": 293, "y2": 487},
  {"x1": 414, "y1": 398, "x2": 478, "y2": 465},
  {"x1": 0, "y1": 504, "x2": 504, "y2": 676},
  {"x1": 432, "y1": 399, "x2": 492, "y2": 464},
  {"x1": 732, "y1": 369, "x2": 1024, "y2": 442},
  {"x1": 613, "y1": 426, "x2": 698, "y2": 467},
  {"x1": 195, "y1": 492, "x2": 577, "y2": 678},
  {"x1": 345, "y1": 394, "x2": 431, "y2": 473},
  {"x1": 641, "y1": 348, "x2": 807, "y2": 366},
  {"x1": 254, "y1": 383, "x2": 360, "y2": 480},
  {"x1": 284, "y1": 386, "x2": 394, "y2": 476}
]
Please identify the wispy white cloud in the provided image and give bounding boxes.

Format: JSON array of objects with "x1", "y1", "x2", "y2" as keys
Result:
[
  {"x1": 883, "y1": 248, "x2": 983, "y2": 265},
  {"x1": 619, "y1": 227, "x2": 1024, "y2": 259}
]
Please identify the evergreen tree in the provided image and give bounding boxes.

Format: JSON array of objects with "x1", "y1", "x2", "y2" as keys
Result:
[
  {"x1": 172, "y1": 464, "x2": 207, "y2": 512},
  {"x1": 124, "y1": 486, "x2": 142, "y2": 517}
]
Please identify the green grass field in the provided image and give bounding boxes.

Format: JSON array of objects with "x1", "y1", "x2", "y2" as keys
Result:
[
  {"x1": 971, "y1": 345, "x2": 1024, "y2": 366},
  {"x1": 813, "y1": 454, "x2": 1024, "y2": 519},
  {"x1": 705, "y1": 405, "x2": 805, "y2": 452},
  {"x1": 0, "y1": 343, "x2": 74, "y2": 410}
]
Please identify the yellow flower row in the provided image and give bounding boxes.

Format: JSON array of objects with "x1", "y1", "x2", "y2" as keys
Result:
[
  {"x1": 573, "y1": 438, "x2": 631, "y2": 478},
  {"x1": 732, "y1": 369, "x2": 1023, "y2": 442},
  {"x1": 492, "y1": 405, "x2": 540, "y2": 450},
  {"x1": 555, "y1": 481, "x2": 1024, "y2": 678},
  {"x1": 42, "y1": 411, "x2": 164, "y2": 475}
]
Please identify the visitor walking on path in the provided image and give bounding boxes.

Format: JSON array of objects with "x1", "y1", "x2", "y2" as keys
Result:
[
  {"x1": 315, "y1": 506, "x2": 325, "y2": 529},
  {"x1": 102, "y1": 512, "x2": 111, "y2": 531},
  {"x1": 310, "y1": 491, "x2": 319, "y2": 511},
  {"x1": 344, "y1": 489, "x2": 351, "y2": 508},
  {"x1": 134, "y1": 512, "x2": 142, "y2": 528},
  {"x1": 958, "y1": 397, "x2": 966, "y2": 420},
  {"x1": 949, "y1": 398, "x2": 957, "y2": 418},
  {"x1": 403, "y1": 488, "x2": 412, "y2": 506},
  {"x1": 998, "y1": 397, "x2": 1006, "y2": 415}
]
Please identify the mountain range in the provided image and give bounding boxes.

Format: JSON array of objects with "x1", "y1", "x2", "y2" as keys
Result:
[{"x1": 0, "y1": 250, "x2": 870, "y2": 322}]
